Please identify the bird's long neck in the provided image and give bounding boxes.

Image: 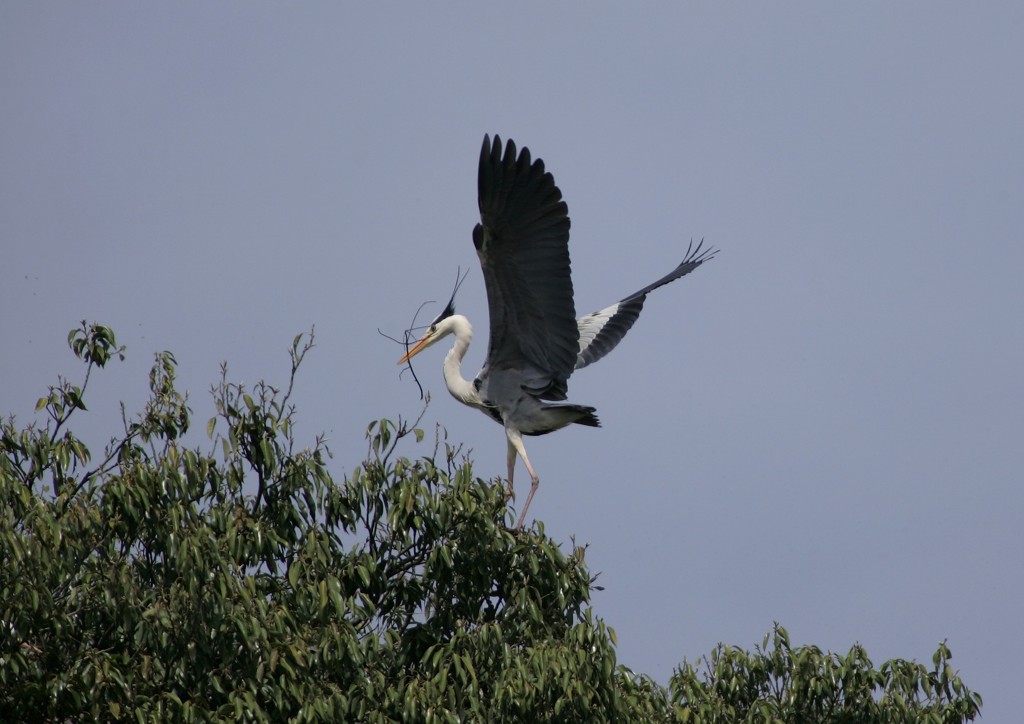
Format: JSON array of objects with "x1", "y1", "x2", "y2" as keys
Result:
[{"x1": 442, "y1": 316, "x2": 481, "y2": 406}]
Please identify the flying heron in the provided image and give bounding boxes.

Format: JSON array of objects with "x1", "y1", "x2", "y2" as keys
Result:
[{"x1": 398, "y1": 135, "x2": 715, "y2": 528}]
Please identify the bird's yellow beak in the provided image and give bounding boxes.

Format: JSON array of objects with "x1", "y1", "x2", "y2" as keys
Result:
[{"x1": 396, "y1": 333, "x2": 433, "y2": 365}]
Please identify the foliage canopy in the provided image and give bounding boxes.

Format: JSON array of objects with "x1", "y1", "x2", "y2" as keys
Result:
[{"x1": 1, "y1": 323, "x2": 981, "y2": 722}]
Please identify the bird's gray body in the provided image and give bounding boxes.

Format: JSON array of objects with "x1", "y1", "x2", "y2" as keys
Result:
[{"x1": 471, "y1": 135, "x2": 710, "y2": 437}]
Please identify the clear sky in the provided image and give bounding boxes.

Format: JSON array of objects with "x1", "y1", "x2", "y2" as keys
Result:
[{"x1": 2, "y1": 3, "x2": 1021, "y2": 717}]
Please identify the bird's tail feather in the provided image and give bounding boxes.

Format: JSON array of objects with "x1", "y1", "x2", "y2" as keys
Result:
[
  {"x1": 572, "y1": 406, "x2": 601, "y2": 428},
  {"x1": 526, "y1": 404, "x2": 600, "y2": 435}
]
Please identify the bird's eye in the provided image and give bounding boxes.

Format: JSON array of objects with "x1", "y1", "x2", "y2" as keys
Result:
[{"x1": 429, "y1": 325, "x2": 437, "y2": 333}]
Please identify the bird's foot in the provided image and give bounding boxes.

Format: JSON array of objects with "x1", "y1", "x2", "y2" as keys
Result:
[{"x1": 514, "y1": 477, "x2": 540, "y2": 529}]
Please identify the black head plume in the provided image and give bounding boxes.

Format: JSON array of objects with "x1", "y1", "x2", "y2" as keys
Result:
[{"x1": 432, "y1": 266, "x2": 469, "y2": 326}]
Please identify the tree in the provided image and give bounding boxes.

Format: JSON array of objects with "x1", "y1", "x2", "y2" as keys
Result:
[
  {"x1": 0, "y1": 323, "x2": 981, "y2": 722},
  {"x1": 671, "y1": 627, "x2": 981, "y2": 723}
]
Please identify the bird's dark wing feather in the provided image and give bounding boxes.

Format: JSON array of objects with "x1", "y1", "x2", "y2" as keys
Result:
[
  {"x1": 473, "y1": 135, "x2": 577, "y2": 399},
  {"x1": 576, "y1": 239, "x2": 716, "y2": 369}
]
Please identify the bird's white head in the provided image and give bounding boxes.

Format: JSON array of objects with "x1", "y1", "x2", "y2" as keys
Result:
[{"x1": 396, "y1": 293, "x2": 472, "y2": 365}]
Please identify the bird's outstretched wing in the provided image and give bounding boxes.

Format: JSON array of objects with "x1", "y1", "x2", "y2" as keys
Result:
[
  {"x1": 576, "y1": 239, "x2": 717, "y2": 370},
  {"x1": 473, "y1": 135, "x2": 577, "y2": 400}
]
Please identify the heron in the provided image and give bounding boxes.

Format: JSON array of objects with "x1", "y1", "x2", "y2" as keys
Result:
[{"x1": 398, "y1": 135, "x2": 715, "y2": 528}]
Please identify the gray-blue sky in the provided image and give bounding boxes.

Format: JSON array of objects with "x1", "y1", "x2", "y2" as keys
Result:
[{"x1": 2, "y1": 3, "x2": 1021, "y2": 717}]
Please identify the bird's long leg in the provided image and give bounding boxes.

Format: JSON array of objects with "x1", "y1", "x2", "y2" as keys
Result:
[
  {"x1": 506, "y1": 438, "x2": 517, "y2": 485},
  {"x1": 506, "y1": 427, "x2": 539, "y2": 529},
  {"x1": 504, "y1": 438, "x2": 517, "y2": 506}
]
